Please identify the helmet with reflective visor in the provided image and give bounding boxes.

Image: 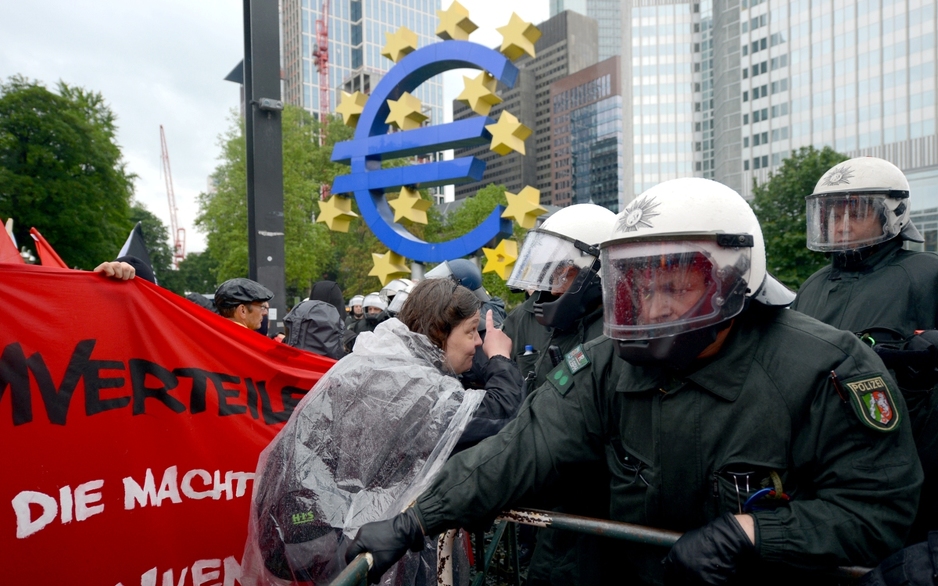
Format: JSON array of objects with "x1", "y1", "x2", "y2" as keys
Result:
[
  {"x1": 806, "y1": 156, "x2": 923, "y2": 252},
  {"x1": 601, "y1": 178, "x2": 793, "y2": 369},
  {"x1": 387, "y1": 280, "x2": 416, "y2": 315},
  {"x1": 380, "y1": 278, "x2": 413, "y2": 304}
]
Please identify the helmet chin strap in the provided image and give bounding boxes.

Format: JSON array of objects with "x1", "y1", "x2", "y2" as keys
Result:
[
  {"x1": 614, "y1": 320, "x2": 732, "y2": 371},
  {"x1": 533, "y1": 257, "x2": 603, "y2": 331}
]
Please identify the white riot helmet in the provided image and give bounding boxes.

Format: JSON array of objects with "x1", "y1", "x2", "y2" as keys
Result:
[
  {"x1": 806, "y1": 156, "x2": 923, "y2": 252},
  {"x1": 507, "y1": 204, "x2": 617, "y2": 330},
  {"x1": 380, "y1": 278, "x2": 414, "y2": 304},
  {"x1": 349, "y1": 295, "x2": 364, "y2": 309},
  {"x1": 601, "y1": 178, "x2": 794, "y2": 370},
  {"x1": 387, "y1": 280, "x2": 416, "y2": 315},
  {"x1": 362, "y1": 292, "x2": 387, "y2": 313}
]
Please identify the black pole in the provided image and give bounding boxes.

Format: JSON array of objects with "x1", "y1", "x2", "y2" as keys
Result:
[{"x1": 243, "y1": 0, "x2": 286, "y2": 334}]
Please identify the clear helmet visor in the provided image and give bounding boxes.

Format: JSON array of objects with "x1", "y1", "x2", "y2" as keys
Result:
[
  {"x1": 601, "y1": 240, "x2": 751, "y2": 340},
  {"x1": 507, "y1": 230, "x2": 593, "y2": 293},
  {"x1": 806, "y1": 193, "x2": 892, "y2": 252}
]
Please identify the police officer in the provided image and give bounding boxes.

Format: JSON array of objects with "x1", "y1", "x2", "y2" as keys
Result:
[
  {"x1": 346, "y1": 294, "x2": 365, "y2": 328},
  {"x1": 791, "y1": 156, "x2": 938, "y2": 541},
  {"x1": 501, "y1": 203, "x2": 617, "y2": 584},
  {"x1": 214, "y1": 278, "x2": 274, "y2": 331},
  {"x1": 346, "y1": 178, "x2": 923, "y2": 585}
]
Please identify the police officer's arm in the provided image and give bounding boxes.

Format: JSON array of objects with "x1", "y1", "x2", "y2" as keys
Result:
[{"x1": 751, "y1": 349, "x2": 922, "y2": 567}]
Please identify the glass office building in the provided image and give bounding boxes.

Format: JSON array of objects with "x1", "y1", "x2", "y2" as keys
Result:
[
  {"x1": 283, "y1": 0, "x2": 444, "y2": 125},
  {"x1": 551, "y1": 0, "x2": 622, "y2": 60}
]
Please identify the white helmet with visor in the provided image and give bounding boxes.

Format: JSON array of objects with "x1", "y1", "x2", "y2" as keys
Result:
[
  {"x1": 806, "y1": 156, "x2": 923, "y2": 252},
  {"x1": 601, "y1": 178, "x2": 793, "y2": 369}
]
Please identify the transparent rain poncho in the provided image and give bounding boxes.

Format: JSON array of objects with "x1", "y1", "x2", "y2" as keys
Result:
[{"x1": 241, "y1": 319, "x2": 484, "y2": 585}]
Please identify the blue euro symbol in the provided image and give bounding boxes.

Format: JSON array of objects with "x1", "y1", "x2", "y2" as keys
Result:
[{"x1": 331, "y1": 41, "x2": 518, "y2": 263}]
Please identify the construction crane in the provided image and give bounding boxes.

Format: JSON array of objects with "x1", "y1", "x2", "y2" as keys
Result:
[
  {"x1": 159, "y1": 125, "x2": 186, "y2": 268},
  {"x1": 312, "y1": 0, "x2": 331, "y2": 200}
]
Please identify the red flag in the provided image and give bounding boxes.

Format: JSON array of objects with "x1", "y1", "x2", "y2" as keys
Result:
[
  {"x1": 0, "y1": 219, "x2": 24, "y2": 264},
  {"x1": 0, "y1": 264, "x2": 334, "y2": 584},
  {"x1": 28, "y1": 227, "x2": 69, "y2": 268}
]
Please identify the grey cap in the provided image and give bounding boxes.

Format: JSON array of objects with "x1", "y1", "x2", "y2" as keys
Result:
[{"x1": 214, "y1": 278, "x2": 274, "y2": 308}]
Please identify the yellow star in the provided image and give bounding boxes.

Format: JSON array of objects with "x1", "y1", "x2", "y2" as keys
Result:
[
  {"x1": 369, "y1": 250, "x2": 411, "y2": 286},
  {"x1": 502, "y1": 186, "x2": 547, "y2": 229},
  {"x1": 389, "y1": 186, "x2": 432, "y2": 224},
  {"x1": 436, "y1": 1, "x2": 478, "y2": 41},
  {"x1": 336, "y1": 91, "x2": 368, "y2": 127},
  {"x1": 482, "y1": 239, "x2": 519, "y2": 280},
  {"x1": 456, "y1": 71, "x2": 502, "y2": 116},
  {"x1": 386, "y1": 92, "x2": 429, "y2": 130},
  {"x1": 486, "y1": 111, "x2": 532, "y2": 155},
  {"x1": 316, "y1": 195, "x2": 359, "y2": 232},
  {"x1": 496, "y1": 13, "x2": 542, "y2": 61},
  {"x1": 381, "y1": 27, "x2": 418, "y2": 63}
]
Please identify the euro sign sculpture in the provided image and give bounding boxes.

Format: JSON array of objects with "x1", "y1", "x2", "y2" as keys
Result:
[{"x1": 331, "y1": 41, "x2": 518, "y2": 262}]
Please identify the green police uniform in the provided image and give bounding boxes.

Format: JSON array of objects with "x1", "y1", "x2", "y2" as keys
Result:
[
  {"x1": 414, "y1": 304, "x2": 922, "y2": 584},
  {"x1": 502, "y1": 297, "x2": 610, "y2": 584},
  {"x1": 792, "y1": 238, "x2": 938, "y2": 541}
]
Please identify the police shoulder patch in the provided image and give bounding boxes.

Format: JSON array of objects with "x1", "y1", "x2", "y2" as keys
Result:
[
  {"x1": 547, "y1": 361, "x2": 575, "y2": 397},
  {"x1": 565, "y1": 344, "x2": 591, "y2": 375},
  {"x1": 842, "y1": 373, "x2": 901, "y2": 432}
]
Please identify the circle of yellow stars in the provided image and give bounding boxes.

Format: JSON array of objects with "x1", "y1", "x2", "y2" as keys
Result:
[{"x1": 327, "y1": 10, "x2": 542, "y2": 285}]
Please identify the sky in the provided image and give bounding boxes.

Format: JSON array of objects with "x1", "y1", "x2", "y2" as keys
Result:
[{"x1": 0, "y1": 0, "x2": 548, "y2": 254}]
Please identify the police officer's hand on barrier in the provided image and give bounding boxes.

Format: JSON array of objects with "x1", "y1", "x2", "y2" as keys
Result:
[
  {"x1": 345, "y1": 508, "x2": 426, "y2": 583},
  {"x1": 663, "y1": 512, "x2": 756, "y2": 585}
]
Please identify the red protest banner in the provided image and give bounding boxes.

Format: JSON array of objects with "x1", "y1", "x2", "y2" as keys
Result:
[{"x1": 0, "y1": 264, "x2": 334, "y2": 585}]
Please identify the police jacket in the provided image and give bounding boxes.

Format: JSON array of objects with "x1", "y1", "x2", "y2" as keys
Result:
[
  {"x1": 503, "y1": 298, "x2": 606, "y2": 390},
  {"x1": 413, "y1": 304, "x2": 923, "y2": 584},
  {"x1": 791, "y1": 238, "x2": 938, "y2": 337},
  {"x1": 792, "y1": 238, "x2": 938, "y2": 543}
]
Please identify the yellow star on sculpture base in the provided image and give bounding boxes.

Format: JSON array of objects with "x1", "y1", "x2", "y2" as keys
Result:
[
  {"x1": 336, "y1": 91, "x2": 368, "y2": 127},
  {"x1": 316, "y1": 195, "x2": 359, "y2": 232},
  {"x1": 389, "y1": 186, "x2": 432, "y2": 224},
  {"x1": 370, "y1": 250, "x2": 411, "y2": 286},
  {"x1": 382, "y1": 27, "x2": 418, "y2": 63},
  {"x1": 496, "y1": 13, "x2": 542, "y2": 61},
  {"x1": 456, "y1": 71, "x2": 502, "y2": 116},
  {"x1": 436, "y1": 1, "x2": 477, "y2": 41},
  {"x1": 502, "y1": 186, "x2": 547, "y2": 229},
  {"x1": 482, "y1": 239, "x2": 519, "y2": 280},
  {"x1": 486, "y1": 111, "x2": 532, "y2": 156},
  {"x1": 386, "y1": 92, "x2": 429, "y2": 130}
]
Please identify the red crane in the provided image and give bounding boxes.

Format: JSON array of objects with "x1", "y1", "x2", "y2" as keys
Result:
[
  {"x1": 160, "y1": 125, "x2": 186, "y2": 268},
  {"x1": 312, "y1": 0, "x2": 332, "y2": 200}
]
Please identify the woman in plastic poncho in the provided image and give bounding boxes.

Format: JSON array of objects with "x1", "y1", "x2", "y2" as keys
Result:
[{"x1": 241, "y1": 278, "x2": 523, "y2": 585}]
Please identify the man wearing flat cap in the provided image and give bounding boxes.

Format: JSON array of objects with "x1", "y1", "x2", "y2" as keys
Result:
[{"x1": 214, "y1": 278, "x2": 274, "y2": 331}]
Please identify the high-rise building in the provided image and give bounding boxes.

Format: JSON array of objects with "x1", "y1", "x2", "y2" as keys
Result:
[
  {"x1": 453, "y1": 10, "x2": 599, "y2": 204},
  {"x1": 550, "y1": 0, "x2": 622, "y2": 60},
  {"x1": 616, "y1": 0, "x2": 937, "y2": 250},
  {"x1": 282, "y1": 0, "x2": 444, "y2": 125},
  {"x1": 550, "y1": 57, "x2": 625, "y2": 211}
]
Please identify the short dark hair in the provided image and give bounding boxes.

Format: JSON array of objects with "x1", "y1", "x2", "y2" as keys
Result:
[{"x1": 397, "y1": 278, "x2": 481, "y2": 348}]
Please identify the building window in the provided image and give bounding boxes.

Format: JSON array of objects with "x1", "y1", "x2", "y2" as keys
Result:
[{"x1": 745, "y1": 159, "x2": 751, "y2": 170}]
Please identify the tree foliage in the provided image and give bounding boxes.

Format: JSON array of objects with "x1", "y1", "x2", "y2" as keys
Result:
[
  {"x1": 750, "y1": 146, "x2": 848, "y2": 289},
  {"x1": 196, "y1": 108, "x2": 353, "y2": 300},
  {"x1": 0, "y1": 76, "x2": 135, "y2": 268}
]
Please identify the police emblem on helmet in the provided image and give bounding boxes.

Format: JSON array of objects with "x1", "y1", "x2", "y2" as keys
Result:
[
  {"x1": 619, "y1": 196, "x2": 661, "y2": 232},
  {"x1": 821, "y1": 165, "x2": 854, "y2": 187}
]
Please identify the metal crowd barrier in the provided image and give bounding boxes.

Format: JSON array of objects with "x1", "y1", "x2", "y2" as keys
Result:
[{"x1": 330, "y1": 508, "x2": 872, "y2": 586}]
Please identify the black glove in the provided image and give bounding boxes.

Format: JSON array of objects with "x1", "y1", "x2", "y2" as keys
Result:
[
  {"x1": 345, "y1": 508, "x2": 426, "y2": 584},
  {"x1": 663, "y1": 513, "x2": 756, "y2": 585}
]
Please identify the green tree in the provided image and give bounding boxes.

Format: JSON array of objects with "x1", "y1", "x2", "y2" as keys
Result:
[
  {"x1": 172, "y1": 251, "x2": 219, "y2": 295},
  {"x1": 428, "y1": 183, "x2": 528, "y2": 309},
  {"x1": 0, "y1": 76, "x2": 134, "y2": 268},
  {"x1": 197, "y1": 108, "x2": 353, "y2": 298},
  {"x1": 750, "y1": 145, "x2": 848, "y2": 289}
]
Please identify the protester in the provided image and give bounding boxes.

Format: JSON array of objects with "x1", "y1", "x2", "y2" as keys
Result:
[
  {"x1": 501, "y1": 203, "x2": 617, "y2": 585},
  {"x1": 346, "y1": 178, "x2": 923, "y2": 585},
  {"x1": 214, "y1": 278, "x2": 273, "y2": 331},
  {"x1": 93, "y1": 260, "x2": 136, "y2": 280},
  {"x1": 282, "y1": 280, "x2": 348, "y2": 360},
  {"x1": 791, "y1": 156, "x2": 938, "y2": 543},
  {"x1": 241, "y1": 278, "x2": 522, "y2": 585}
]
